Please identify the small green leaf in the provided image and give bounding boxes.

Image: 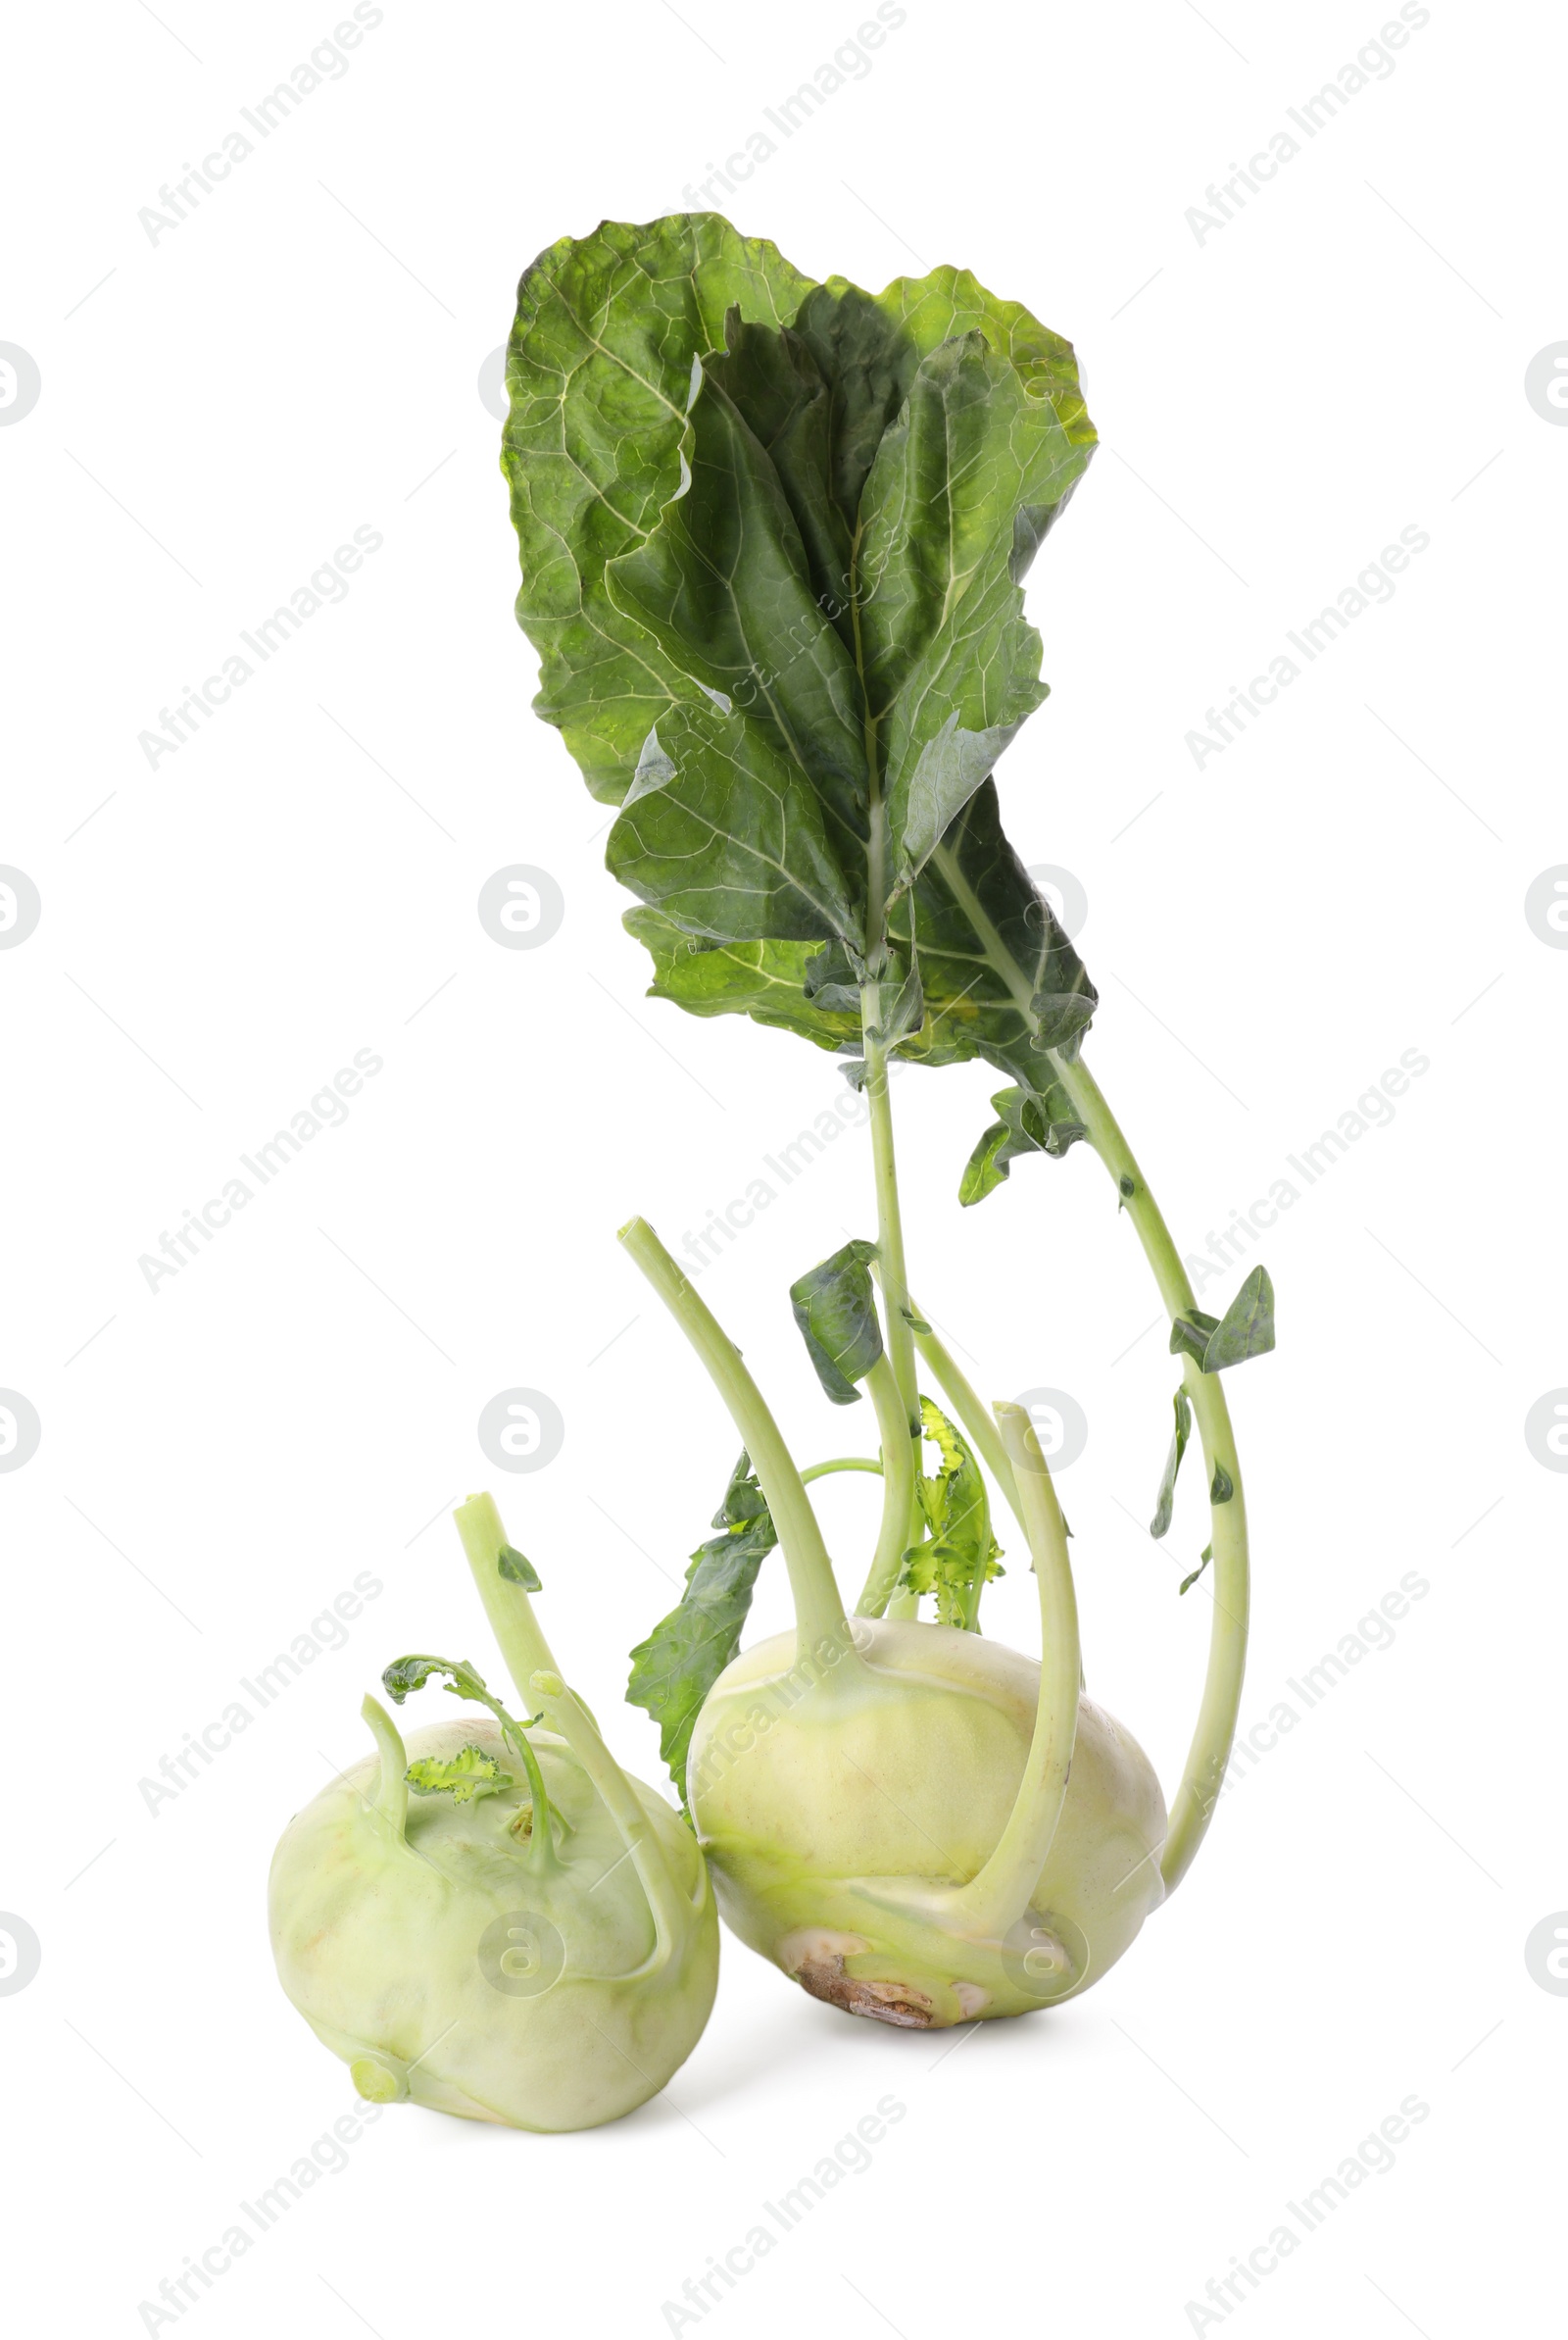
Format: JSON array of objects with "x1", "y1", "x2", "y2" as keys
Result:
[
  {"x1": 958, "y1": 1081, "x2": 1088, "y2": 1206},
  {"x1": 711, "y1": 1450, "x2": 769, "y2": 1531},
  {"x1": 405, "y1": 1746, "x2": 514, "y2": 1805},
  {"x1": 1118, "y1": 1174, "x2": 1136, "y2": 1199},
  {"x1": 878, "y1": 961, "x2": 925, "y2": 1049},
  {"x1": 497, "y1": 1543, "x2": 542, "y2": 1590},
  {"x1": 1203, "y1": 1267, "x2": 1276, "y2": 1370},
  {"x1": 1210, "y1": 1462, "x2": 1235, "y2": 1505},
  {"x1": 1150, "y1": 1386, "x2": 1193, "y2": 1540},
  {"x1": 1168, "y1": 1309, "x2": 1221, "y2": 1368},
  {"x1": 382, "y1": 1654, "x2": 489, "y2": 1708},
  {"x1": 898, "y1": 1398, "x2": 1004, "y2": 1628},
  {"x1": 1170, "y1": 1270, "x2": 1275, "y2": 1372},
  {"x1": 1179, "y1": 1543, "x2": 1213, "y2": 1596},
  {"x1": 627, "y1": 1459, "x2": 779, "y2": 1801},
  {"x1": 789, "y1": 1238, "x2": 883, "y2": 1404}
]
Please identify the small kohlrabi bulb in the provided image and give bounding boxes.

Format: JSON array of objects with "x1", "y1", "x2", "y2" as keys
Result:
[{"x1": 268, "y1": 1494, "x2": 718, "y2": 2131}]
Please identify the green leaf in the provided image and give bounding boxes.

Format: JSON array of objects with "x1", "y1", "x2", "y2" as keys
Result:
[
  {"x1": 405, "y1": 1746, "x2": 514, "y2": 1805},
  {"x1": 898, "y1": 1397, "x2": 1004, "y2": 1628},
  {"x1": 856, "y1": 331, "x2": 1092, "y2": 890},
  {"x1": 497, "y1": 1542, "x2": 542, "y2": 1589},
  {"x1": 898, "y1": 780, "x2": 1098, "y2": 1086},
  {"x1": 381, "y1": 1653, "x2": 490, "y2": 1708},
  {"x1": 504, "y1": 216, "x2": 1100, "y2": 1082},
  {"x1": 1150, "y1": 1387, "x2": 1193, "y2": 1540},
  {"x1": 1179, "y1": 1544, "x2": 1214, "y2": 1596},
  {"x1": 789, "y1": 1238, "x2": 883, "y2": 1404},
  {"x1": 504, "y1": 216, "x2": 817, "y2": 807},
  {"x1": 1168, "y1": 1309, "x2": 1221, "y2": 1368},
  {"x1": 1169, "y1": 1269, "x2": 1276, "y2": 1372},
  {"x1": 1204, "y1": 1267, "x2": 1276, "y2": 1369},
  {"x1": 958, "y1": 1078, "x2": 1088, "y2": 1205},
  {"x1": 626, "y1": 1458, "x2": 779, "y2": 1799},
  {"x1": 711, "y1": 1449, "x2": 769, "y2": 1530},
  {"x1": 608, "y1": 704, "x2": 864, "y2": 950},
  {"x1": 1210, "y1": 1462, "x2": 1235, "y2": 1505},
  {"x1": 622, "y1": 909, "x2": 861, "y2": 1056},
  {"x1": 380, "y1": 1653, "x2": 533, "y2": 1760}
]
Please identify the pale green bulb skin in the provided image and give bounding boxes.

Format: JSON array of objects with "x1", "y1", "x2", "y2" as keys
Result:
[
  {"x1": 688, "y1": 1619, "x2": 1166, "y2": 2028},
  {"x1": 270, "y1": 1718, "x2": 717, "y2": 2131}
]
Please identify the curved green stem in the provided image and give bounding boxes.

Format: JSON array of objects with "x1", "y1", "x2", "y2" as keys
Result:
[
  {"x1": 617, "y1": 1219, "x2": 858, "y2": 1669},
  {"x1": 360, "y1": 1694, "x2": 409, "y2": 1838},
  {"x1": 1049, "y1": 1051, "x2": 1250, "y2": 1895},
  {"x1": 801, "y1": 1456, "x2": 883, "y2": 1483},
  {"x1": 856, "y1": 1354, "x2": 918, "y2": 1617},
  {"x1": 941, "y1": 1403, "x2": 1080, "y2": 1937},
  {"x1": 453, "y1": 1491, "x2": 693, "y2": 1952}
]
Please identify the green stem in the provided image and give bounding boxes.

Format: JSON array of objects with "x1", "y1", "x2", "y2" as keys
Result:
[
  {"x1": 617, "y1": 1220, "x2": 858, "y2": 1668},
  {"x1": 855, "y1": 1354, "x2": 918, "y2": 1617},
  {"x1": 859, "y1": 984, "x2": 920, "y2": 1437},
  {"x1": 1048, "y1": 1051, "x2": 1250, "y2": 1896},
  {"x1": 944, "y1": 1404, "x2": 1080, "y2": 1937},
  {"x1": 360, "y1": 1694, "x2": 409, "y2": 1838},
  {"x1": 900, "y1": 1295, "x2": 1024, "y2": 1535},
  {"x1": 497, "y1": 1715, "x2": 561, "y2": 1878},
  {"x1": 801, "y1": 1457, "x2": 883, "y2": 1483},
  {"x1": 453, "y1": 1491, "x2": 692, "y2": 1952}
]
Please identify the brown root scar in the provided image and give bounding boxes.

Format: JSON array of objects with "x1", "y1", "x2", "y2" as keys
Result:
[{"x1": 794, "y1": 1953, "x2": 934, "y2": 2028}]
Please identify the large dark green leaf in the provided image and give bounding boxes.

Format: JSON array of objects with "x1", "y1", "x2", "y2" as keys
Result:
[
  {"x1": 504, "y1": 216, "x2": 1100, "y2": 1075},
  {"x1": 897, "y1": 780, "x2": 1098, "y2": 1089},
  {"x1": 608, "y1": 705, "x2": 864, "y2": 947},
  {"x1": 504, "y1": 216, "x2": 816, "y2": 806}
]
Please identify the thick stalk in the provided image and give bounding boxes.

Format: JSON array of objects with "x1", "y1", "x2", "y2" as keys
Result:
[
  {"x1": 617, "y1": 1219, "x2": 857, "y2": 1665},
  {"x1": 453, "y1": 1491, "x2": 692, "y2": 1952},
  {"x1": 856, "y1": 1353, "x2": 918, "y2": 1617},
  {"x1": 1048, "y1": 1051, "x2": 1250, "y2": 1893},
  {"x1": 942, "y1": 1404, "x2": 1080, "y2": 1936}
]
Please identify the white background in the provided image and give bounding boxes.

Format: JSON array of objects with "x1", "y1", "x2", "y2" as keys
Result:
[{"x1": 3, "y1": 0, "x2": 1563, "y2": 2333}]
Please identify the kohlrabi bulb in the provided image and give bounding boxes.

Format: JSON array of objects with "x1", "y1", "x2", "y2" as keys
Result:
[
  {"x1": 619, "y1": 1212, "x2": 1215, "y2": 2039},
  {"x1": 688, "y1": 1618, "x2": 1165, "y2": 2028},
  {"x1": 268, "y1": 1494, "x2": 718, "y2": 2131}
]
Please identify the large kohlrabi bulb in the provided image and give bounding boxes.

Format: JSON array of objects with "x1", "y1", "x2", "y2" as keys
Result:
[{"x1": 687, "y1": 1618, "x2": 1164, "y2": 2028}]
